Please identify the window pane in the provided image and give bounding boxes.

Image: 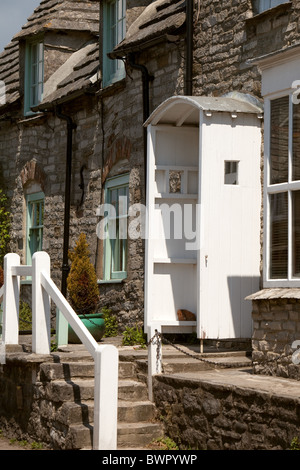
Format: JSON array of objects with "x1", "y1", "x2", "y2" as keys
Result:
[
  {"x1": 224, "y1": 161, "x2": 238, "y2": 185},
  {"x1": 270, "y1": 96, "x2": 289, "y2": 184},
  {"x1": 293, "y1": 103, "x2": 300, "y2": 181},
  {"x1": 269, "y1": 192, "x2": 288, "y2": 279},
  {"x1": 293, "y1": 191, "x2": 300, "y2": 278},
  {"x1": 105, "y1": 177, "x2": 129, "y2": 279}
]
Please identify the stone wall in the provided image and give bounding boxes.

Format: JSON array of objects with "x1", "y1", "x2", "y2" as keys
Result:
[
  {"x1": 251, "y1": 297, "x2": 300, "y2": 380},
  {"x1": 153, "y1": 374, "x2": 300, "y2": 450},
  {"x1": 192, "y1": 0, "x2": 300, "y2": 99}
]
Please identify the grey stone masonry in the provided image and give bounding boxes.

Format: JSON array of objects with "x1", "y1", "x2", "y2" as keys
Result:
[{"x1": 251, "y1": 297, "x2": 300, "y2": 380}]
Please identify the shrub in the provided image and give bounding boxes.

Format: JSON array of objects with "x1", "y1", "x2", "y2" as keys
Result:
[
  {"x1": 67, "y1": 233, "x2": 100, "y2": 315},
  {"x1": 0, "y1": 189, "x2": 10, "y2": 266},
  {"x1": 102, "y1": 307, "x2": 118, "y2": 337},
  {"x1": 19, "y1": 301, "x2": 32, "y2": 331},
  {"x1": 122, "y1": 325, "x2": 147, "y2": 347}
]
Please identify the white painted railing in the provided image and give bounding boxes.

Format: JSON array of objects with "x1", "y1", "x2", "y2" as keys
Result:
[{"x1": 0, "y1": 252, "x2": 118, "y2": 451}]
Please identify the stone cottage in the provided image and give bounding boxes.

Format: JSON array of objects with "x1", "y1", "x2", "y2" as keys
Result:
[
  {"x1": 1, "y1": 0, "x2": 300, "y2": 380},
  {"x1": 0, "y1": 0, "x2": 188, "y2": 333}
]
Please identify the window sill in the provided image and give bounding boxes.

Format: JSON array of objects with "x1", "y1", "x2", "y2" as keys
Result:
[
  {"x1": 247, "y1": 1, "x2": 292, "y2": 24},
  {"x1": 18, "y1": 113, "x2": 47, "y2": 125},
  {"x1": 98, "y1": 279, "x2": 125, "y2": 285},
  {"x1": 246, "y1": 287, "x2": 300, "y2": 300}
]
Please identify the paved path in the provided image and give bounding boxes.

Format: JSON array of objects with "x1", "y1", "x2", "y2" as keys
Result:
[{"x1": 0, "y1": 436, "x2": 27, "y2": 450}]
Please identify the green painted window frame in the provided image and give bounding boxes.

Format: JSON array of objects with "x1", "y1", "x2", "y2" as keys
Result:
[
  {"x1": 26, "y1": 192, "x2": 44, "y2": 265},
  {"x1": 104, "y1": 174, "x2": 129, "y2": 281},
  {"x1": 24, "y1": 38, "x2": 44, "y2": 116},
  {"x1": 253, "y1": 0, "x2": 288, "y2": 14},
  {"x1": 102, "y1": 0, "x2": 126, "y2": 87}
]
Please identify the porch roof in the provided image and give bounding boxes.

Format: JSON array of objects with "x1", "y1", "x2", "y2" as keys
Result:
[{"x1": 144, "y1": 94, "x2": 264, "y2": 127}]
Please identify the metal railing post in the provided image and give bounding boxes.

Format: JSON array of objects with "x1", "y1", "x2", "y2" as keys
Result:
[
  {"x1": 32, "y1": 252, "x2": 51, "y2": 354},
  {"x1": 2, "y1": 253, "x2": 20, "y2": 345},
  {"x1": 147, "y1": 323, "x2": 162, "y2": 402}
]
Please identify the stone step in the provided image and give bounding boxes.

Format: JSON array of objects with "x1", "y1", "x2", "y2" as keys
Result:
[
  {"x1": 53, "y1": 399, "x2": 157, "y2": 426},
  {"x1": 161, "y1": 355, "x2": 252, "y2": 374},
  {"x1": 44, "y1": 378, "x2": 95, "y2": 402},
  {"x1": 117, "y1": 422, "x2": 164, "y2": 449},
  {"x1": 44, "y1": 377, "x2": 148, "y2": 403},
  {"x1": 118, "y1": 379, "x2": 149, "y2": 401},
  {"x1": 40, "y1": 360, "x2": 136, "y2": 381},
  {"x1": 134, "y1": 352, "x2": 252, "y2": 378},
  {"x1": 66, "y1": 421, "x2": 164, "y2": 450},
  {"x1": 40, "y1": 362, "x2": 95, "y2": 381}
]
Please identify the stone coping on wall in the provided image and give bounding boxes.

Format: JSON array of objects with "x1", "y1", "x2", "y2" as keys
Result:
[{"x1": 246, "y1": 288, "x2": 300, "y2": 301}]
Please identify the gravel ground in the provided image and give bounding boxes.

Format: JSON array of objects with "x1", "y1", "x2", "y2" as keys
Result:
[{"x1": 0, "y1": 436, "x2": 27, "y2": 450}]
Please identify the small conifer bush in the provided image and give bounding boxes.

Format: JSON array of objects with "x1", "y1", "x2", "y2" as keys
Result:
[{"x1": 67, "y1": 233, "x2": 100, "y2": 315}]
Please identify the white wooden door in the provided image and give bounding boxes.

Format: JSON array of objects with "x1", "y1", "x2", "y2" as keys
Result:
[{"x1": 198, "y1": 112, "x2": 261, "y2": 339}]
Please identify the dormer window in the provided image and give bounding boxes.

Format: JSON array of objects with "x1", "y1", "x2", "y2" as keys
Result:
[
  {"x1": 102, "y1": 0, "x2": 126, "y2": 87},
  {"x1": 24, "y1": 39, "x2": 44, "y2": 115}
]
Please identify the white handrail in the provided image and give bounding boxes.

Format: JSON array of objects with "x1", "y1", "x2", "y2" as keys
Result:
[
  {"x1": 1, "y1": 252, "x2": 118, "y2": 450},
  {"x1": 40, "y1": 272, "x2": 99, "y2": 358}
]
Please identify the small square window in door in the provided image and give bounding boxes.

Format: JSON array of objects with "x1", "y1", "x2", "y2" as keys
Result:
[{"x1": 224, "y1": 161, "x2": 239, "y2": 185}]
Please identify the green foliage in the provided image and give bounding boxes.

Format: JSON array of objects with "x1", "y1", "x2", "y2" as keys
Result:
[
  {"x1": 102, "y1": 307, "x2": 118, "y2": 337},
  {"x1": 0, "y1": 189, "x2": 10, "y2": 266},
  {"x1": 290, "y1": 437, "x2": 300, "y2": 450},
  {"x1": 149, "y1": 437, "x2": 179, "y2": 450},
  {"x1": 19, "y1": 301, "x2": 32, "y2": 331},
  {"x1": 67, "y1": 233, "x2": 100, "y2": 315},
  {"x1": 122, "y1": 325, "x2": 146, "y2": 347}
]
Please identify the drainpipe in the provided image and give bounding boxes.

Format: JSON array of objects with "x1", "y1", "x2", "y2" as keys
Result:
[
  {"x1": 128, "y1": 53, "x2": 154, "y2": 201},
  {"x1": 185, "y1": 0, "x2": 194, "y2": 96},
  {"x1": 55, "y1": 106, "x2": 77, "y2": 297}
]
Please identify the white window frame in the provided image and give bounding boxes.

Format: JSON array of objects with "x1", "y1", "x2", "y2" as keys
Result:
[
  {"x1": 103, "y1": 174, "x2": 129, "y2": 281},
  {"x1": 263, "y1": 89, "x2": 300, "y2": 287},
  {"x1": 102, "y1": 0, "x2": 126, "y2": 87},
  {"x1": 24, "y1": 38, "x2": 44, "y2": 116}
]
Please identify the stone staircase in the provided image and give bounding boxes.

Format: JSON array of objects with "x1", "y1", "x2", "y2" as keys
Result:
[
  {"x1": 38, "y1": 349, "x2": 164, "y2": 450},
  {"x1": 36, "y1": 342, "x2": 252, "y2": 450}
]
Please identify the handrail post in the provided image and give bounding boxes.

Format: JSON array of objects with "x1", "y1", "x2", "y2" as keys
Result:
[
  {"x1": 2, "y1": 253, "x2": 20, "y2": 345},
  {"x1": 93, "y1": 345, "x2": 119, "y2": 450},
  {"x1": 32, "y1": 252, "x2": 51, "y2": 354}
]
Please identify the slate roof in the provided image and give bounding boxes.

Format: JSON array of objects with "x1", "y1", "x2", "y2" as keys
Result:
[
  {"x1": 13, "y1": 0, "x2": 99, "y2": 40},
  {"x1": 0, "y1": 0, "x2": 99, "y2": 114},
  {"x1": 110, "y1": 0, "x2": 186, "y2": 58},
  {"x1": 0, "y1": 41, "x2": 20, "y2": 108},
  {"x1": 0, "y1": 0, "x2": 186, "y2": 114}
]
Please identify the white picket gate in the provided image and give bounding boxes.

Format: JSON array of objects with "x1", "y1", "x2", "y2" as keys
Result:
[{"x1": 0, "y1": 251, "x2": 118, "y2": 451}]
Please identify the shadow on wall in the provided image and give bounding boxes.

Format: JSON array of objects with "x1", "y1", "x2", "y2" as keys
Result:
[{"x1": 227, "y1": 276, "x2": 260, "y2": 339}]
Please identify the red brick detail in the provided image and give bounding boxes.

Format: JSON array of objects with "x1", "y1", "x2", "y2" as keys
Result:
[{"x1": 20, "y1": 160, "x2": 46, "y2": 191}]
